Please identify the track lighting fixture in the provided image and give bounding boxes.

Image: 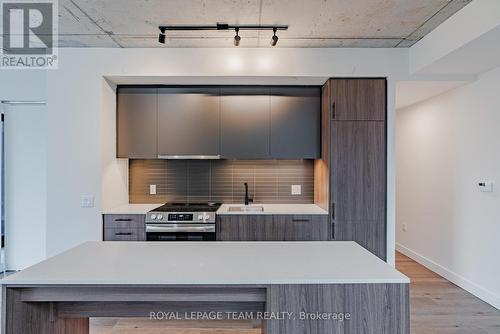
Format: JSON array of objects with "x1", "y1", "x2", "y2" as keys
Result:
[
  {"x1": 158, "y1": 28, "x2": 166, "y2": 44},
  {"x1": 157, "y1": 23, "x2": 288, "y2": 46},
  {"x1": 270, "y1": 27, "x2": 278, "y2": 46},
  {"x1": 234, "y1": 28, "x2": 241, "y2": 46}
]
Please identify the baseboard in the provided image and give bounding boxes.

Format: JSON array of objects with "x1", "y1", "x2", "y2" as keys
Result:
[{"x1": 396, "y1": 243, "x2": 500, "y2": 310}]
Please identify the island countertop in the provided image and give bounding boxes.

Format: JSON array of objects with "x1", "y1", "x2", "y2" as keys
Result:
[{"x1": 1, "y1": 241, "x2": 409, "y2": 285}]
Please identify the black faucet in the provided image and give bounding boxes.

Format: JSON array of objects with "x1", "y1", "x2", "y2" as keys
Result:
[{"x1": 244, "y1": 182, "x2": 253, "y2": 205}]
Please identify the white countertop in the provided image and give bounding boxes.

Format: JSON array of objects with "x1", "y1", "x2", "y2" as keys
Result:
[
  {"x1": 217, "y1": 204, "x2": 328, "y2": 215},
  {"x1": 0, "y1": 241, "x2": 409, "y2": 285},
  {"x1": 103, "y1": 203, "x2": 159, "y2": 214},
  {"x1": 103, "y1": 203, "x2": 328, "y2": 215}
]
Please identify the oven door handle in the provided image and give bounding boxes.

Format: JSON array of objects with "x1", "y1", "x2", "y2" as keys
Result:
[{"x1": 145, "y1": 224, "x2": 215, "y2": 233}]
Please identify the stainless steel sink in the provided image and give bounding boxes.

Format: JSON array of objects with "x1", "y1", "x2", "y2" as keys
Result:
[{"x1": 228, "y1": 206, "x2": 264, "y2": 212}]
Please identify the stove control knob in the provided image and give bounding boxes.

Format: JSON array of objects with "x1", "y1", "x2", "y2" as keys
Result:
[
  {"x1": 197, "y1": 214, "x2": 204, "y2": 220},
  {"x1": 150, "y1": 214, "x2": 156, "y2": 220},
  {"x1": 157, "y1": 214, "x2": 163, "y2": 220},
  {"x1": 203, "y1": 213, "x2": 210, "y2": 220}
]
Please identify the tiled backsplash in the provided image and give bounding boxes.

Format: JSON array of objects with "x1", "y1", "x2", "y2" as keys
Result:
[{"x1": 129, "y1": 159, "x2": 314, "y2": 204}]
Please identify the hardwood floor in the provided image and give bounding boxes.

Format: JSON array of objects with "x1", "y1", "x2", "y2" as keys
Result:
[
  {"x1": 90, "y1": 252, "x2": 500, "y2": 333},
  {"x1": 396, "y1": 252, "x2": 500, "y2": 334},
  {"x1": 90, "y1": 318, "x2": 261, "y2": 334}
]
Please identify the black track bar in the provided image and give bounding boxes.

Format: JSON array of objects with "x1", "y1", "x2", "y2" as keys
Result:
[{"x1": 159, "y1": 23, "x2": 288, "y2": 32}]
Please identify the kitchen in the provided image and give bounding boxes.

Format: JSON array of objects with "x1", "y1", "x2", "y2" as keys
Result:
[
  {"x1": 104, "y1": 82, "x2": 384, "y2": 254},
  {"x1": 3, "y1": 75, "x2": 407, "y2": 333}
]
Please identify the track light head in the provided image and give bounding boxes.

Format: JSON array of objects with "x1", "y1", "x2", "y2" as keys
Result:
[
  {"x1": 234, "y1": 28, "x2": 240, "y2": 46},
  {"x1": 158, "y1": 33, "x2": 166, "y2": 44},
  {"x1": 158, "y1": 28, "x2": 166, "y2": 44},
  {"x1": 270, "y1": 28, "x2": 278, "y2": 46}
]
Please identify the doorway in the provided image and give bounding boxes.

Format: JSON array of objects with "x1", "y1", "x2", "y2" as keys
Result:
[{"x1": 1, "y1": 102, "x2": 47, "y2": 274}]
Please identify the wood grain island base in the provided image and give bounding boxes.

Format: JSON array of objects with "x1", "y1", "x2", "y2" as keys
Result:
[{"x1": 1, "y1": 242, "x2": 409, "y2": 334}]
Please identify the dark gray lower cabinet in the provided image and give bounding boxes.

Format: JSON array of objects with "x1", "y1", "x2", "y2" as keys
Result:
[
  {"x1": 266, "y1": 283, "x2": 409, "y2": 334},
  {"x1": 330, "y1": 121, "x2": 386, "y2": 260},
  {"x1": 217, "y1": 215, "x2": 329, "y2": 241},
  {"x1": 103, "y1": 214, "x2": 146, "y2": 241},
  {"x1": 334, "y1": 220, "x2": 386, "y2": 261}
]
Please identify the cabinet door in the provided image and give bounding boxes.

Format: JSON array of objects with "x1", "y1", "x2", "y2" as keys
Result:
[
  {"x1": 217, "y1": 215, "x2": 272, "y2": 241},
  {"x1": 272, "y1": 215, "x2": 329, "y2": 241},
  {"x1": 331, "y1": 121, "x2": 386, "y2": 259},
  {"x1": 158, "y1": 87, "x2": 220, "y2": 156},
  {"x1": 270, "y1": 87, "x2": 320, "y2": 158},
  {"x1": 330, "y1": 79, "x2": 386, "y2": 121},
  {"x1": 117, "y1": 87, "x2": 157, "y2": 158},
  {"x1": 103, "y1": 214, "x2": 146, "y2": 241},
  {"x1": 220, "y1": 87, "x2": 271, "y2": 158},
  {"x1": 331, "y1": 121, "x2": 386, "y2": 221},
  {"x1": 335, "y1": 220, "x2": 386, "y2": 261}
]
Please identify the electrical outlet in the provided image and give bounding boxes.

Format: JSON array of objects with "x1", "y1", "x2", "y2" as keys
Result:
[
  {"x1": 291, "y1": 184, "x2": 302, "y2": 195},
  {"x1": 81, "y1": 195, "x2": 94, "y2": 208},
  {"x1": 149, "y1": 184, "x2": 157, "y2": 195},
  {"x1": 402, "y1": 223, "x2": 407, "y2": 232}
]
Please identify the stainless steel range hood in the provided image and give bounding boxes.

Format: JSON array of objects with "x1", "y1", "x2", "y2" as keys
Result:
[{"x1": 157, "y1": 155, "x2": 221, "y2": 160}]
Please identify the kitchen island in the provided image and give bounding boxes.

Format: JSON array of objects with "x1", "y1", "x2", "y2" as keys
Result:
[{"x1": 1, "y1": 241, "x2": 409, "y2": 333}]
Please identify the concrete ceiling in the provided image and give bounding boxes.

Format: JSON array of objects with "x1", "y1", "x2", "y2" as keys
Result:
[{"x1": 52, "y1": 0, "x2": 472, "y2": 48}]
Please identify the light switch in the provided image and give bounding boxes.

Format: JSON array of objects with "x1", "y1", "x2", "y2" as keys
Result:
[
  {"x1": 81, "y1": 195, "x2": 94, "y2": 208},
  {"x1": 478, "y1": 180, "x2": 493, "y2": 192},
  {"x1": 150, "y1": 184, "x2": 157, "y2": 195},
  {"x1": 291, "y1": 184, "x2": 302, "y2": 195}
]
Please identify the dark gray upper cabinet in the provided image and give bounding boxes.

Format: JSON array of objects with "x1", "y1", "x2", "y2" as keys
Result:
[
  {"x1": 117, "y1": 86, "x2": 321, "y2": 159},
  {"x1": 220, "y1": 87, "x2": 271, "y2": 159},
  {"x1": 331, "y1": 79, "x2": 386, "y2": 121},
  {"x1": 117, "y1": 87, "x2": 157, "y2": 159},
  {"x1": 157, "y1": 87, "x2": 220, "y2": 156},
  {"x1": 270, "y1": 87, "x2": 320, "y2": 158}
]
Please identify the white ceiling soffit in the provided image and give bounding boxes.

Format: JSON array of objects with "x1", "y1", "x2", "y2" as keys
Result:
[
  {"x1": 56, "y1": 0, "x2": 472, "y2": 48},
  {"x1": 410, "y1": 0, "x2": 500, "y2": 75},
  {"x1": 396, "y1": 80, "x2": 467, "y2": 109}
]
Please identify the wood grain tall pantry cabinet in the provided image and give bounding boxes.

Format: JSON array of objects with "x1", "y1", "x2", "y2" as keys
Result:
[{"x1": 319, "y1": 78, "x2": 387, "y2": 260}]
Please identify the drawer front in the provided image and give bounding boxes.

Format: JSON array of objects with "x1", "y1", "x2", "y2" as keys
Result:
[
  {"x1": 272, "y1": 215, "x2": 329, "y2": 241},
  {"x1": 104, "y1": 228, "x2": 143, "y2": 241},
  {"x1": 103, "y1": 214, "x2": 145, "y2": 229}
]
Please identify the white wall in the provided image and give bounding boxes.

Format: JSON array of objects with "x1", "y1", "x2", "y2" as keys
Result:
[
  {"x1": 101, "y1": 79, "x2": 128, "y2": 212},
  {"x1": 4, "y1": 104, "x2": 47, "y2": 270},
  {"x1": 45, "y1": 47, "x2": 409, "y2": 265},
  {"x1": 0, "y1": 70, "x2": 47, "y2": 270},
  {"x1": 410, "y1": 0, "x2": 500, "y2": 75},
  {"x1": 396, "y1": 66, "x2": 500, "y2": 309}
]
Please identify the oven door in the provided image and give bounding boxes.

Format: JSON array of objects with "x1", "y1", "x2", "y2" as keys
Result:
[{"x1": 145, "y1": 224, "x2": 216, "y2": 241}]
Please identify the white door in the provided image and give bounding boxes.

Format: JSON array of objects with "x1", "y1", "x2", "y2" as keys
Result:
[{"x1": 3, "y1": 103, "x2": 47, "y2": 270}]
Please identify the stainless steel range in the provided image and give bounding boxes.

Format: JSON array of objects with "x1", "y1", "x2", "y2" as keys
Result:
[{"x1": 145, "y1": 202, "x2": 221, "y2": 241}]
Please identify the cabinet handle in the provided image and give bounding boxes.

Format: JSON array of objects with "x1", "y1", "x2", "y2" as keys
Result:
[
  {"x1": 331, "y1": 203, "x2": 335, "y2": 221},
  {"x1": 331, "y1": 101, "x2": 336, "y2": 120},
  {"x1": 115, "y1": 218, "x2": 133, "y2": 222},
  {"x1": 292, "y1": 219, "x2": 310, "y2": 223},
  {"x1": 115, "y1": 232, "x2": 133, "y2": 236}
]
